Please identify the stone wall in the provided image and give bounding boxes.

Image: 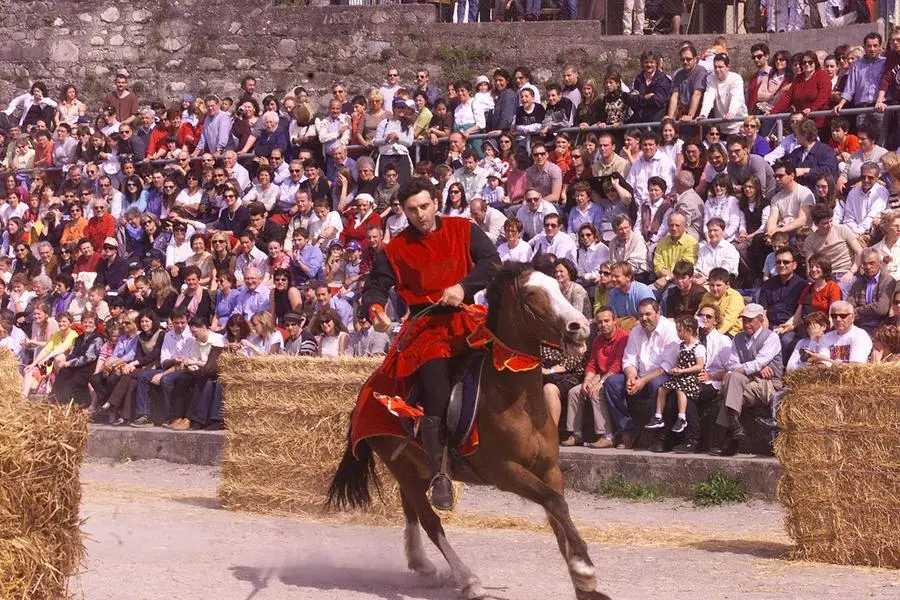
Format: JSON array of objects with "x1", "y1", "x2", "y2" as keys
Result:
[{"x1": 0, "y1": 2, "x2": 881, "y2": 111}]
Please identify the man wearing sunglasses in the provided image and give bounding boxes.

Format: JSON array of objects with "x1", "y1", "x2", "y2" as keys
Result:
[
  {"x1": 95, "y1": 237, "x2": 128, "y2": 291},
  {"x1": 84, "y1": 197, "x2": 116, "y2": 251},
  {"x1": 804, "y1": 301, "x2": 873, "y2": 366}
]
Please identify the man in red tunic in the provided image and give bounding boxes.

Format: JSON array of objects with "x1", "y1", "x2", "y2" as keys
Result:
[{"x1": 359, "y1": 179, "x2": 499, "y2": 510}]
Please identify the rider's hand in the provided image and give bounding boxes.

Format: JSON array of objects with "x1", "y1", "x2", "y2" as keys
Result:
[{"x1": 440, "y1": 283, "x2": 465, "y2": 307}]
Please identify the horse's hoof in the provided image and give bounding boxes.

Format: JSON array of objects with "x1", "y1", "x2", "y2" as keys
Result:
[
  {"x1": 575, "y1": 589, "x2": 612, "y2": 600},
  {"x1": 460, "y1": 576, "x2": 486, "y2": 599}
]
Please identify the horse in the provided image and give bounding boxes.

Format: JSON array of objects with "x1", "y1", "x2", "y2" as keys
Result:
[{"x1": 327, "y1": 262, "x2": 612, "y2": 600}]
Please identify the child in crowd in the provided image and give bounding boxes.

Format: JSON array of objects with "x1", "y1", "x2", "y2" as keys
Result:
[
  {"x1": 481, "y1": 171, "x2": 506, "y2": 207},
  {"x1": 478, "y1": 139, "x2": 502, "y2": 172},
  {"x1": 646, "y1": 315, "x2": 705, "y2": 434}
]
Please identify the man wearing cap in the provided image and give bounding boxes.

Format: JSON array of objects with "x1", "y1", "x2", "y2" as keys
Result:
[
  {"x1": 282, "y1": 312, "x2": 318, "y2": 356},
  {"x1": 94, "y1": 237, "x2": 128, "y2": 291},
  {"x1": 714, "y1": 302, "x2": 783, "y2": 456},
  {"x1": 449, "y1": 150, "x2": 489, "y2": 201},
  {"x1": 357, "y1": 178, "x2": 500, "y2": 510}
]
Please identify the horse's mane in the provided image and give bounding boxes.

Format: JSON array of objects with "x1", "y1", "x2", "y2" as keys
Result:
[{"x1": 485, "y1": 261, "x2": 533, "y2": 333}]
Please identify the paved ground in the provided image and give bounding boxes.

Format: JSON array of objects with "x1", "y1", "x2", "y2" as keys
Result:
[{"x1": 74, "y1": 459, "x2": 898, "y2": 600}]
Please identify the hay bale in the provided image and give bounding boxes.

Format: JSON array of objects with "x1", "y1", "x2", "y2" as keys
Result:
[
  {"x1": 776, "y1": 365, "x2": 900, "y2": 569},
  {"x1": 0, "y1": 350, "x2": 89, "y2": 599},
  {"x1": 218, "y1": 355, "x2": 400, "y2": 518}
]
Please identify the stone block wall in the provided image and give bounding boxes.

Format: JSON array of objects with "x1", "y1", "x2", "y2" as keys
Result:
[{"x1": 0, "y1": 2, "x2": 880, "y2": 111}]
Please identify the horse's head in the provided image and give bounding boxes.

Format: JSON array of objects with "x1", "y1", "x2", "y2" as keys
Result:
[{"x1": 486, "y1": 263, "x2": 591, "y2": 357}]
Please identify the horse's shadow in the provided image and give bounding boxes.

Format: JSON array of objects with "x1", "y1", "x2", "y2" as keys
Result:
[{"x1": 230, "y1": 563, "x2": 512, "y2": 600}]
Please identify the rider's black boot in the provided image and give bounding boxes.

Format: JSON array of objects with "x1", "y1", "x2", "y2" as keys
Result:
[{"x1": 420, "y1": 416, "x2": 454, "y2": 510}]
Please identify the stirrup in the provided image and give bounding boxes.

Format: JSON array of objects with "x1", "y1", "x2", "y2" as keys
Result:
[{"x1": 427, "y1": 472, "x2": 455, "y2": 511}]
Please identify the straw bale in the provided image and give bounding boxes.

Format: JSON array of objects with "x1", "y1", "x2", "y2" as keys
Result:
[
  {"x1": 776, "y1": 364, "x2": 900, "y2": 569},
  {"x1": 218, "y1": 355, "x2": 401, "y2": 518},
  {"x1": 0, "y1": 350, "x2": 89, "y2": 599}
]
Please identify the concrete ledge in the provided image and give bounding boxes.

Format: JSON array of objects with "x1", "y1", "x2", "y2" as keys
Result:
[
  {"x1": 560, "y1": 446, "x2": 781, "y2": 501},
  {"x1": 86, "y1": 426, "x2": 779, "y2": 499},
  {"x1": 87, "y1": 425, "x2": 224, "y2": 466}
]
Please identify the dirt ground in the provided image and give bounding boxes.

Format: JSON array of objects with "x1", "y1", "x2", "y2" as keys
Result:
[{"x1": 73, "y1": 459, "x2": 898, "y2": 600}]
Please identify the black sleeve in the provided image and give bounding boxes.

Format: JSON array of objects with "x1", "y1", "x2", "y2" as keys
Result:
[
  {"x1": 460, "y1": 223, "x2": 501, "y2": 301},
  {"x1": 359, "y1": 250, "x2": 395, "y2": 318}
]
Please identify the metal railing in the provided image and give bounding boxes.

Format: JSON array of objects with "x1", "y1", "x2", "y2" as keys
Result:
[{"x1": 4, "y1": 105, "x2": 898, "y2": 180}]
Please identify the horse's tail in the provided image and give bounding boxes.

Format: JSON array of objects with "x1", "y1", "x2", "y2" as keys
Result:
[{"x1": 326, "y1": 423, "x2": 380, "y2": 511}]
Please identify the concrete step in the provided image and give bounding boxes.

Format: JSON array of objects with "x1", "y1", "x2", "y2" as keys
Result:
[{"x1": 86, "y1": 425, "x2": 780, "y2": 500}]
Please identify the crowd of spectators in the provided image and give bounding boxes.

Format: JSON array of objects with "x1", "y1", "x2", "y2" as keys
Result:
[{"x1": 2, "y1": 29, "x2": 900, "y2": 453}]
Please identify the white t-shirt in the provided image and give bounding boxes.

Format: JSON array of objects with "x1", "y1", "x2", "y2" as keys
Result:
[
  {"x1": 498, "y1": 240, "x2": 534, "y2": 264},
  {"x1": 308, "y1": 211, "x2": 344, "y2": 247},
  {"x1": 819, "y1": 326, "x2": 872, "y2": 364},
  {"x1": 247, "y1": 331, "x2": 284, "y2": 355}
]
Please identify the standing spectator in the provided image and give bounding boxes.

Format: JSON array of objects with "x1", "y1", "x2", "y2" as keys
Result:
[
  {"x1": 834, "y1": 32, "x2": 887, "y2": 140},
  {"x1": 103, "y1": 72, "x2": 138, "y2": 126},
  {"x1": 4, "y1": 82, "x2": 57, "y2": 129},
  {"x1": 698, "y1": 54, "x2": 748, "y2": 134},
  {"x1": 667, "y1": 43, "x2": 707, "y2": 123},
  {"x1": 622, "y1": 0, "x2": 645, "y2": 35},
  {"x1": 193, "y1": 95, "x2": 235, "y2": 157},
  {"x1": 770, "y1": 51, "x2": 832, "y2": 129},
  {"x1": 627, "y1": 51, "x2": 672, "y2": 124}
]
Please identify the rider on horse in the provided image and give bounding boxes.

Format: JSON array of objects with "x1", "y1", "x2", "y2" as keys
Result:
[{"x1": 359, "y1": 178, "x2": 500, "y2": 510}]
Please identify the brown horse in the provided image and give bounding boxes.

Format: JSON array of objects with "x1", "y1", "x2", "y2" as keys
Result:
[{"x1": 327, "y1": 262, "x2": 612, "y2": 600}]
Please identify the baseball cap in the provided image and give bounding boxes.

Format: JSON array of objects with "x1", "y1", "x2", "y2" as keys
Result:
[
  {"x1": 740, "y1": 303, "x2": 765, "y2": 319},
  {"x1": 392, "y1": 98, "x2": 408, "y2": 111},
  {"x1": 345, "y1": 241, "x2": 361, "y2": 251},
  {"x1": 103, "y1": 237, "x2": 118, "y2": 248}
]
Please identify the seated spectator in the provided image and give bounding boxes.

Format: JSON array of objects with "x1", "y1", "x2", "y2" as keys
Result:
[
  {"x1": 694, "y1": 218, "x2": 740, "y2": 285},
  {"x1": 835, "y1": 161, "x2": 888, "y2": 245},
  {"x1": 652, "y1": 212, "x2": 699, "y2": 294},
  {"x1": 665, "y1": 260, "x2": 705, "y2": 319},
  {"x1": 837, "y1": 123, "x2": 886, "y2": 195},
  {"x1": 725, "y1": 134, "x2": 775, "y2": 200},
  {"x1": 759, "y1": 248, "x2": 807, "y2": 333},
  {"x1": 50, "y1": 311, "x2": 104, "y2": 407},
  {"x1": 540, "y1": 335, "x2": 585, "y2": 432},
  {"x1": 765, "y1": 161, "x2": 814, "y2": 239},
  {"x1": 870, "y1": 323, "x2": 900, "y2": 363},
  {"x1": 608, "y1": 215, "x2": 649, "y2": 278},
  {"x1": 173, "y1": 265, "x2": 213, "y2": 325},
  {"x1": 788, "y1": 118, "x2": 838, "y2": 189},
  {"x1": 785, "y1": 310, "x2": 830, "y2": 371},
  {"x1": 530, "y1": 213, "x2": 576, "y2": 263},
  {"x1": 103, "y1": 309, "x2": 165, "y2": 426},
  {"x1": 315, "y1": 307, "x2": 350, "y2": 356},
  {"x1": 349, "y1": 314, "x2": 390, "y2": 357},
  {"x1": 554, "y1": 258, "x2": 591, "y2": 320},
  {"x1": 776, "y1": 254, "x2": 842, "y2": 339},
  {"x1": 607, "y1": 261, "x2": 655, "y2": 322},
  {"x1": 89, "y1": 312, "x2": 139, "y2": 407},
  {"x1": 801, "y1": 204, "x2": 862, "y2": 296},
  {"x1": 703, "y1": 174, "x2": 744, "y2": 242},
  {"x1": 562, "y1": 306, "x2": 626, "y2": 449},
  {"x1": 688, "y1": 304, "x2": 732, "y2": 453},
  {"x1": 847, "y1": 248, "x2": 897, "y2": 331},
  {"x1": 241, "y1": 310, "x2": 282, "y2": 355},
  {"x1": 872, "y1": 209, "x2": 900, "y2": 280},
  {"x1": 181, "y1": 317, "x2": 226, "y2": 432},
  {"x1": 656, "y1": 171, "x2": 704, "y2": 242},
  {"x1": 574, "y1": 224, "x2": 609, "y2": 288},
  {"x1": 698, "y1": 267, "x2": 745, "y2": 336},
  {"x1": 341, "y1": 193, "x2": 382, "y2": 248},
  {"x1": 281, "y1": 311, "x2": 318, "y2": 356},
  {"x1": 22, "y1": 310, "x2": 77, "y2": 398},
  {"x1": 626, "y1": 132, "x2": 676, "y2": 212},
  {"x1": 804, "y1": 301, "x2": 874, "y2": 365},
  {"x1": 515, "y1": 189, "x2": 558, "y2": 241},
  {"x1": 603, "y1": 298, "x2": 678, "y2": 450},
  {"x1": 232, "y1": 267, "x2": 270, "y2": 322},
  {"x1": 234, "y1": 232, "x2": 268, "y2": 283},
  {"x1": 469, "y1": 198, "x2": 506, "y2": 245},
  {"x1": 95, "y1": 237, "x2": 128, "y2": 290},
  {"x1": 713, "y1": 303, "x2": 783, "y2": 456}
]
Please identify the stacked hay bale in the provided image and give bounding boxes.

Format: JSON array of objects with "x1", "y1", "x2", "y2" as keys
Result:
[
  {"x1": 218, "y1": 355, "x2": 399, "y2": 519},
  {"x1": 0, "y1": 351, "x2": 89, "y2": 599},
  {"x1": 776, "y1": 365, "x2": 900, "y2": 568}
]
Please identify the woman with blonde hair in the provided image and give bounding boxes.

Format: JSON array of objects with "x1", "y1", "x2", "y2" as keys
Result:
[
  {"x1": 740, "y1": 116, "x2": 770, "y2": 156},
  {"x1": 149, "y1": 269, "x2": 178, "y2": 322},
  {"x1": 362, "y1": 88, "x2": 388, "y2": 151},
  {"x1": 242, "y1": 310, "x2": 283, "y2": 355}
]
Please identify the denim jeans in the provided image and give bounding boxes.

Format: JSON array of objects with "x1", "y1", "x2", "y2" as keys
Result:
[{"x1": 603, "y1": 373, "x2": 667, "y2": 432}]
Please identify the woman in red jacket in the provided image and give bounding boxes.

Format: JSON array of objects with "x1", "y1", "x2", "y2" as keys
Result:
[
  {"x1": 770, "y1": 51, "x2": 832, "y2": 136},
  {"x1": 340, "y1": 193, "x2": 382, "y2": 249}
]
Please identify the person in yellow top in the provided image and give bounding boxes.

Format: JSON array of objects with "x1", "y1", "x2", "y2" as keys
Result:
[
  {"x1": 22, "y1": 310, "x2": 78, "y2": 398},
  {"x1": 698, "y1": 267, "x2": 746, "y2": 336},
  {"x1": 653, "y1": 211, "x2": 699, "y2": 292}
]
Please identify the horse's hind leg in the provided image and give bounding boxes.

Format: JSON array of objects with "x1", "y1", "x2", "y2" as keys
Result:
[
  {"x1": 401, "y1": 489, "x2": 437, "y2": 577},
  {"x1": 490, "y1": 460, "x2": 611, "y2": 600}
]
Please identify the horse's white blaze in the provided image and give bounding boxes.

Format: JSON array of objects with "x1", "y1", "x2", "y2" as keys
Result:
[{"x1": 525, "y1": 271, "x2": 590, "y2": 336}]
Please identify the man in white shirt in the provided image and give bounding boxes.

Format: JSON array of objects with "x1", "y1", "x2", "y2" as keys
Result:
[
  {"x1": 224, "y1": 150, "x2": 251, "y2": 193},
  {"x1": 835, "y1": 162, "x2": 888, "y2": 242},
  {"x1": 515, "y1": 190, "x2": 558, "y2": 241},
  {"x1": 379, "y1": 67, "x2": 401, "y2": 116},
  {"x1": 234, "y1": 233, "x2": 269, "y2": 283},
  {"x1": 131, "y1": 309, "x2": 196, "y2": 428},
  {"x1": 529, "y1": 213, "x2": 576, "y2": 263},
  {"x1": 694, "y1": 218, "x2": 740, "y2": 284},
  {"x1": 804, "y1": 301, "x2": 873, "y2": 366},
  {"x1": 714, "y1": 303, "x2": 783, "y2": 456},
  {"x1": 603, "y1": 298, "x2": 679, "y2": 449},
  {"x1": 697, "y1": 53, "x2": 747, "y2": 134},
  {"x1": 626, "y1": 132, "x2": 676, "y2": 206},
  {"x1": 449, "y1": 150, "x2": 489, "y2": 200},
  {"x1": 764, "y1": 112, "x2": 804, "y2": 165},
  {"x1": 181, "y1": 318, "x2": 226, "y2": 431},
  {"x1": 469, "y1": 198, "x2": 506, "y2": 244}
]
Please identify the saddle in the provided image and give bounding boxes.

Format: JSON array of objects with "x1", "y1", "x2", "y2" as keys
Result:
[{"x1": 403, "y1": 351, "x2": 486, "y2": 450}]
